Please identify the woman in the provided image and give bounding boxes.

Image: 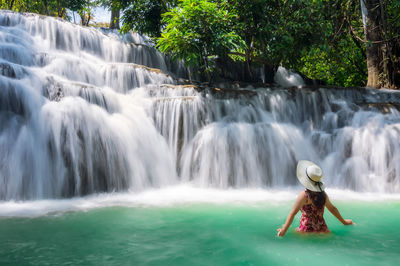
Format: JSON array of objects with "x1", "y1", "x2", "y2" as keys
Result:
[{"x1": 277, "y1": 160, "x2": 353, "y2": 237}]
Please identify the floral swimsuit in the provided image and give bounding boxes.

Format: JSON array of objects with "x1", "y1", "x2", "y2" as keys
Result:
[{"x1": 296, "y1": 192, "x2": 330, "y2": 233}]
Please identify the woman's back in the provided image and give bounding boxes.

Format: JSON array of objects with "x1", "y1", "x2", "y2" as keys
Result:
[{"x1": 296, "y1": 191, "x2": 329, "y2": 233}]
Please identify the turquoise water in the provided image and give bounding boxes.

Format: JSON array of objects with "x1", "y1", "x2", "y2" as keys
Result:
[{"x1": 1, "y1": 200, "x2": 399, "y2": 265}]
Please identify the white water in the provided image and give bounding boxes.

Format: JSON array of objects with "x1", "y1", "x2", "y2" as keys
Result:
[
  {"x1": 1, "y1": 185, "x2": 400, "y2": 217},
  {"x1": 1, "y1": 11, "x2": 400, "y2": 201},
  {"x1": 274, "y1": 66, "x2": 305, "y2": 87}
]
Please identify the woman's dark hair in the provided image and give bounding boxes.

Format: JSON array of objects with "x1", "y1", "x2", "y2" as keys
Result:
[{"x1": 306, "y1": 189, "x2": 326, "y2": 209}]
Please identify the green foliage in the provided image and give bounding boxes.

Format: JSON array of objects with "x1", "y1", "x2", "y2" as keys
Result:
[
  {"x1": 5, "y1": 0, "x2": 399, "y2": 87},
  {"x1": 388, "y1": 0, "x2": 400, "y2": 29},
  {"x1": 294, "y1": 0, "x2": 367, "y2": 86},
  {"x1": 157, "y1": 0, "x2": 244, "y2": 72},
  {"x1": 299, "y1": 41, "x2": 367, "y2": 87},
  {"x1": 1, "y1": 0, "x2": 49, "y2": 14},
  {"x1": 123, "y1": 0, "x2": 370, "y2": 86},
  {"x1": 67, "y1": 0, "x2": 88, "y2": 12},
  {"x1": 120, "y1": 1, "x2": 176, "y2": 37},
  {"x1": 1, "y1": 0, "x2": 89, "y2": 18}
]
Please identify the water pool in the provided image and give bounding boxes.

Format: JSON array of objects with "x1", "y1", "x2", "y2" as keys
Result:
[{"x1": 1, "y1": 197, "x2": 399, "y2": 265}]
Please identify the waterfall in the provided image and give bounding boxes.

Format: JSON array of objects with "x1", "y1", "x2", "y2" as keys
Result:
[
  {"x1": 0, "y1": 11, "x2": 399, "y2": 201},
  {"x1": 0, "y1": 11, "x2": 178, "y2": 200},
  {"x1": 162, "y1": 87, "x2": 400, "y2": 193}
]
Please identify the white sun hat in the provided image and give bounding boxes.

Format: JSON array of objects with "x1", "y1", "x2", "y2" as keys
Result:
[{"x1": 296, "y1": 160, "x2": 325, "y2": 192}]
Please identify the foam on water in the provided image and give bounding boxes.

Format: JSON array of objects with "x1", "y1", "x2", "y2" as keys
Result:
[{"x1": 1, "y1": 185, "x2": 400, "y2": 217}]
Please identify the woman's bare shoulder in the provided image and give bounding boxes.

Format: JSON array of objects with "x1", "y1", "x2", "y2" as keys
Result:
[
  {"x1": 296, "y1": 190, "x2": 307, "y2": 203},
  {"x1": 298, "y1": 190, "x2": 307, "y2": 198}
]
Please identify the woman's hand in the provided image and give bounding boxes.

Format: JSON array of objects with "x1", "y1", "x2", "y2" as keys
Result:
[
  {"x1": 277, "y1": 228, "x2": 286, "y2": 237},
  {"x1": 343, "y1": 219, "x2": 354, "y2": 225},
  {"x1": 276, "y1": 191, "x2": 306, "y2": 237},
  {"x1": 326, "y1": 196, "x2": 354, "y2": 226}
]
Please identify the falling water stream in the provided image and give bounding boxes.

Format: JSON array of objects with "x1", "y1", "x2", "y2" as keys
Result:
[{"x1": 1, "y1": 11, "x2": 400, "y2": 265}]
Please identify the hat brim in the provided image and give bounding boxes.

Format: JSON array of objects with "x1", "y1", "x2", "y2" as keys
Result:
[{"x1": 296, "y1": 160, "x2": 325, "y2": 192}]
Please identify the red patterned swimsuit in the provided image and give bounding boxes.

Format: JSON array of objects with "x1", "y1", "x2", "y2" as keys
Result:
[{"x1": 296, "y1": 192, "x2": 330, "y2": 233}]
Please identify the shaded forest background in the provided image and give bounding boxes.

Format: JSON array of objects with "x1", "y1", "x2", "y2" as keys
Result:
[{"x1": 1, "y1": 0, "x2": 399, "y2": 88}]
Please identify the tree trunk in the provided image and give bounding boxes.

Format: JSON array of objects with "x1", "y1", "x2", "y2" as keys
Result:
[
  {"x1": 57, "y1": 0, "x2": 61, "y2": 17},
  {"x1": 263, "y1": 63, "x2": 275, "y2": 84},
  {"x1": 79, "y1": 12, "x2": 86, "y2": 26},
  {"x1": 110, "y1": 4, "x2": 120, "y2": 29},
  {"x1": 392, "y1": 40, "x2": 400, "y2": 88},
  {"x1": 80, "y1": 11, "x2": 91, "y2": 26},
  {"x1": 43, "y1": 0, "x2": 49, "y2": 15},
  {"x1": 363, "y1": 0, "x2": 382, "y2": 87},
  {"x1": 86, "y1": 11, "x2": 92, "y2": 26},
  {"x1": 362, "y1": 0, "x2": 390, "y2": 88},
  {"x1": 9, "y1": 0, "x2": 15, "y2": 10}
]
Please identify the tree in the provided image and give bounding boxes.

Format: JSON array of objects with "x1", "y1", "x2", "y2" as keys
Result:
[
  {"x1": 119, "y1": 0, "x2": 177, "y2": 37},
  {"x1": 109, "y1": 0, "x2": 120, "y2": 29},
  {"x1": 4, "y1": 0, "x2": 398, "y2": 88},
  {"x1": 223, "y1": 0, "x2": 336, "y2": 83},
  {"x1": 346, "y1": 0, "x2": 399, "y2": 88},
  {"x1": 96, "y1": 0, "x2": 121, "y2": 29},
  {"x1": 157, "y1": 0, "x2": 244, "y2": 81},
  {"x1": 1, "y1": 0, "x2": 88, "y2": 19},
  {"x1": 74, "y1": 0, "x2": 95, "y2": 26},
  {"x1": 363, "y1": 0, "x2": 386, "y2": 88},
  {"x1": 296, "y1": 0, "x2": 367, "y2": 87},
  {"x1": 387, "y1": 0, "x2": 400, "y2": 88}
]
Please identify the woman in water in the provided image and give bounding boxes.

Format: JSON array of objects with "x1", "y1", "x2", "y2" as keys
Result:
[{"x1": 277, "y1": 160, "x2": 353, "y2": 237}]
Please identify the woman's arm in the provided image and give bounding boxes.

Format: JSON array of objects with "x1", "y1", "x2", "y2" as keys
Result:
[
  {"x1": 277, "y1": 191, "x2": 306, "y2": 237},
  {"x1": 325, "y1": 195, "x2": 353, "y2": 225}
]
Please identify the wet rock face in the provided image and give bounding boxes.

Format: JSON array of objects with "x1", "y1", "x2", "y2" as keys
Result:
[
  {"x1": 361, "y1": 102, "x2": 400, "y2": 114},
  {"x1": 0, "y1": 61, "x2": 30, "y2": 79},
  {"x1": 0, "y1": 62, "x2": 16, "y2": 78},
  {"x1": 43, "y1": 77, "x2": 64, "y2": 102}
]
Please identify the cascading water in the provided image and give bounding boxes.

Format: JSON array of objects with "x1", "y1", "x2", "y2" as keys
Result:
[
  {"x1": 154, "y1": 85, "x2": 400, "y2": 193},
  {"x1": 0, "y1": 11, "x2": 179, "y2": 200},
  {"x1": 1, "y1": 11, "x2": 400, "y2": 201}
]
